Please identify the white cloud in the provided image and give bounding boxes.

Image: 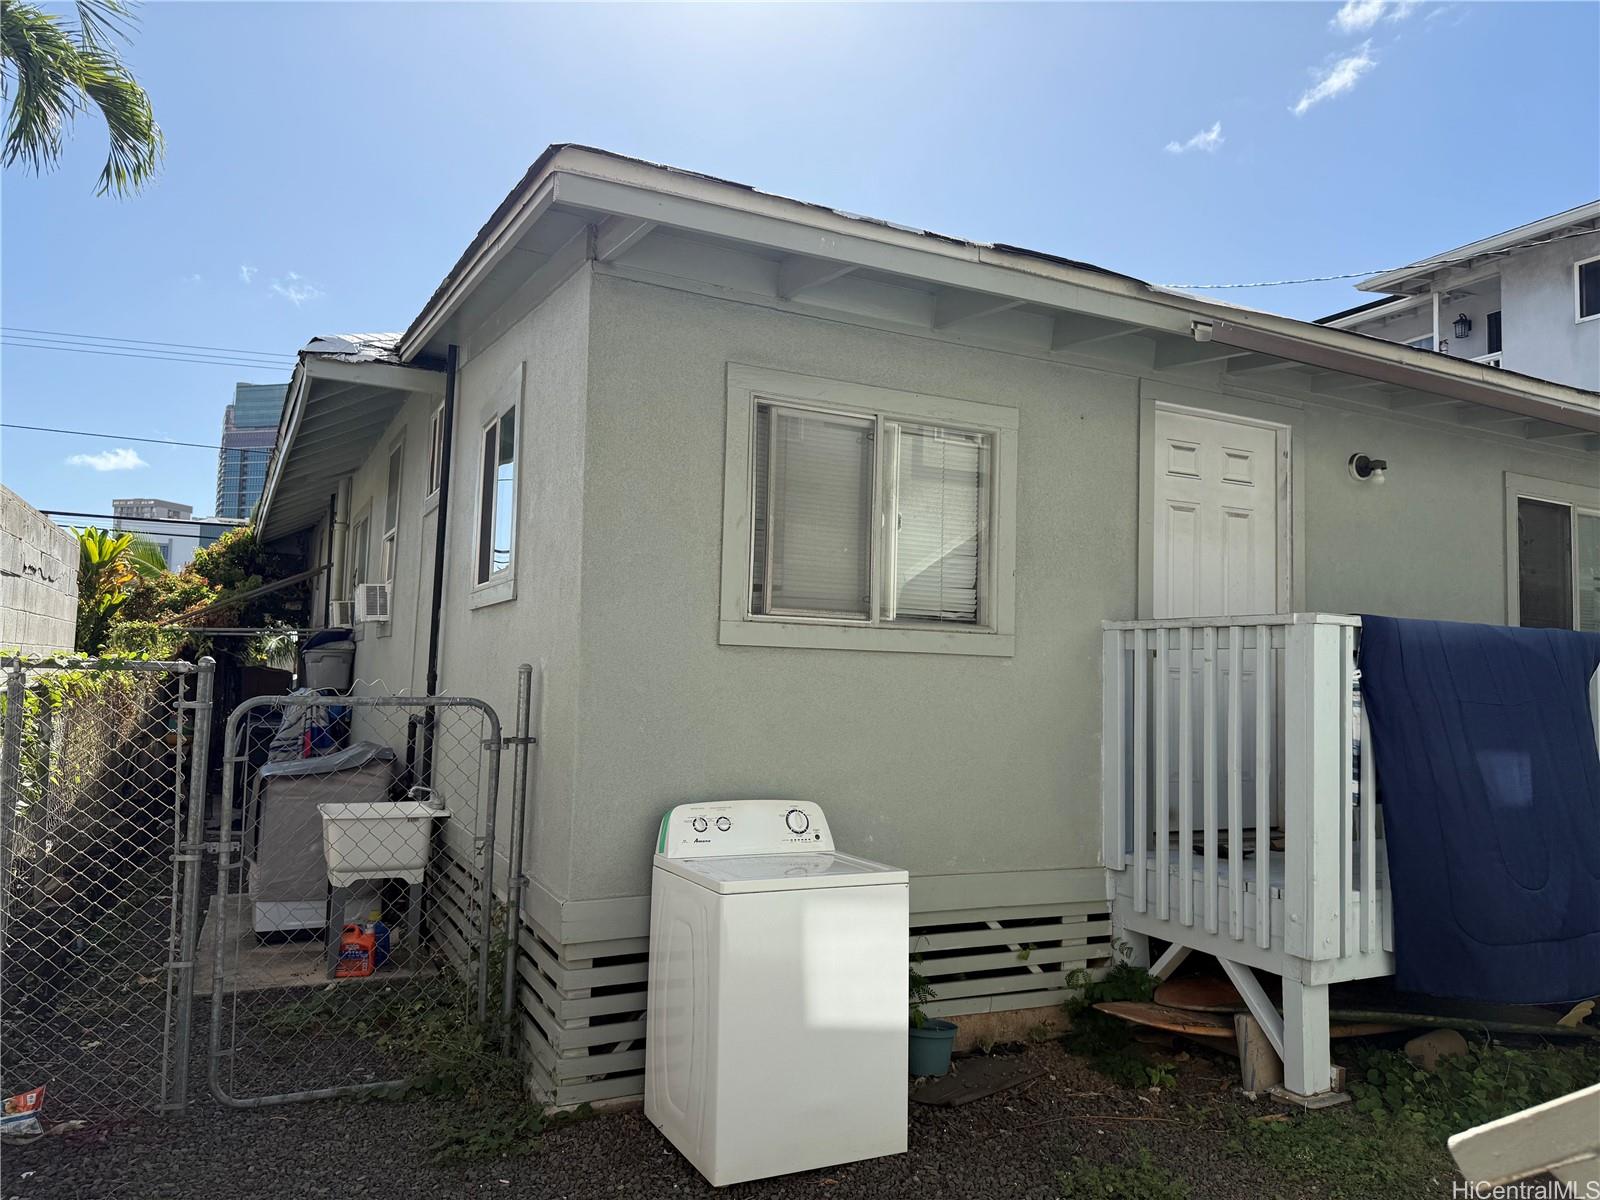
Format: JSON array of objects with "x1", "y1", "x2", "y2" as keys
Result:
[
  {"x1": 270, "y1": 271, "x2": 324, "y2": 306},
  {"x1": 239, "y1": 264, "x2": 257, "y2": 283},
  {"x1": 1165, "y1": 120, "x2": 1224, "y2": 155},
  {"x1": 1292, "y1": 41, "x2": 1376, "y2": 115},
  {"x1": 67, "y1": 447, "x2": 148, "y2": 472},
  {"x1": 1332, "y1": 0, "x2": 1420, "y2": 32}
]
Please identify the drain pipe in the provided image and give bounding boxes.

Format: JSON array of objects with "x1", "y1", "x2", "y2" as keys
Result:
[
  {"x1": 418, "y1": 346, "x2": 459, "y2": 788},
  {"x1": 329, "y1": 477, "x2": 352, "y2": 621},
  {"x1": 423, "y1": 344, "x2": 458, "y2": 699},
  {"x1": 501, "y1": 662, "x2": 536, "y2": 1050}
]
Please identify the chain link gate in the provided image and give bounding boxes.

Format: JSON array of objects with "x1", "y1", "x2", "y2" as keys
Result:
[
  {"x1": 0, "y1": 656, "x2": 214, "y2": 1124},
  {"x1": 207, "y1": 691, "x2": 513, "y2": 1107}
]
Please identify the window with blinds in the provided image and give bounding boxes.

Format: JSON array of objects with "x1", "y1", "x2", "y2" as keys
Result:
[{"x1": 749, "y1": 400, "x2": 990, "y2": 627}]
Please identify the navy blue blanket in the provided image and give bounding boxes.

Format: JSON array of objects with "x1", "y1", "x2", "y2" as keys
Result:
[{"x1": 1358, "y1": 616, "x2": 1600, "y2": 1003}]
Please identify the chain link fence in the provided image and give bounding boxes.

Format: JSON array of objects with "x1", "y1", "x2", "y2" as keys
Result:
[
  {"x1": 207, "y1": 691, "x2": 516, "y2": 1108},
  {"x1": 0, "y1": 656, "x2": 213, "y2": 1124}
]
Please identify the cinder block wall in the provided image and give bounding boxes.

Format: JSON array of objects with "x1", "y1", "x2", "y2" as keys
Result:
[{"x1": 1, "y1": 485, "x2": 79, "y2": 655}]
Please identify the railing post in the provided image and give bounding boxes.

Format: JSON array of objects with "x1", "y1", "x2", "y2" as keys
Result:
[
  {"x1": 1100, "y1": 629, "x2": 1126, "y2": 871},
  {"x1": 1282, "y1": 619, "x2": 1344, "y2": 961}
]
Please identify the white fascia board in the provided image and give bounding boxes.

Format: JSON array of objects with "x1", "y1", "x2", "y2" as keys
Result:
[
  {"x1": 1361, "y1": 201, "x2": 1600, "y2": 294},
  {"x1": 398, "y1": 175, "x2": 558, "y2": 361},
  {"x1": 255, "y1": 365, "x2": 311, "y2": 541},
  {"x1": 1321, "y1": 295, "x2": 1426, "y2": 330},
  {"x1": 408, "y1": 148, "x2": 1599, "y2": 434},
  {"x1": 303, "y1": 356, "x2": 445, "y2": 397}
]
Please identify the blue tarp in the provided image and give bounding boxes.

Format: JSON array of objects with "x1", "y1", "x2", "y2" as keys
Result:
[{"x1": 1358, "y1": 616, "x2": 1600, "y2": 1003}]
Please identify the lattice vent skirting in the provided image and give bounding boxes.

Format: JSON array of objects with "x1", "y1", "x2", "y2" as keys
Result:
[{"x1": 513, "y1": 898, "x2": 1111, "y2": 1108}]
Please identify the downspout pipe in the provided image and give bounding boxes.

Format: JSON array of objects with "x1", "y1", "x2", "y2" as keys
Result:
[
  {"x1": 330, "y1": 477, "x2": 352, "y2": 620},
  {"x1": 424, "y1": 344, "x2": 458, "y2": 699}
]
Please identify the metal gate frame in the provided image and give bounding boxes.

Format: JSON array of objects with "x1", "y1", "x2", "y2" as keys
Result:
[
  {"x1": 0, "y1": 655, "x2": 214, "y2": 1121},
  {"x1": 207, "y1": 691, "x2": 509, "y2": 1108}
]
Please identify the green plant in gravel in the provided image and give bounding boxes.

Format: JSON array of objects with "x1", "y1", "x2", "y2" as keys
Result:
[
  {"x1": 1056, "y1": 1147, "x2": 1190, "y2": 1200},
  {"x1": 1061, "y1": 961, "x2": 1173, "y2": 1088},
  {"x1": 1347, "y1": 1040, "x2": 1600, "y2": 1139},
  {"x1": 1224, "y1": 1107, "x2": 1446, "y2": 1200}
]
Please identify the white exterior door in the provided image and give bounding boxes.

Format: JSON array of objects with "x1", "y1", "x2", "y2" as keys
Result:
[
  {"x1": 1149, "y1": 405, "x2": 1287, "y2": 840},
  {"x1": 1152, "y1": 406, "x2": 1282, "y2": 619}
]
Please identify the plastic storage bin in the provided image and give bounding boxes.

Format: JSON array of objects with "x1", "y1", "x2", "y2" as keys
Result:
[{"x1": 302, "y1": 641, "x2": 355, "y2": 692}]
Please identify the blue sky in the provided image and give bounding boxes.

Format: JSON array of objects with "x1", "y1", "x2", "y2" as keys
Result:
[{"x1": 3, "y1": 1, "x2": 1596, "y2": 520}]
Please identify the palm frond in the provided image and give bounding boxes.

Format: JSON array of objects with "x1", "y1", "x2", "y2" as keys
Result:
[
  {"x1": 0, "y1": 0, "x2": 160, "y2": 195},
  {"x1": 124, "y1": 535, "x2": 169, "y2": 578}
]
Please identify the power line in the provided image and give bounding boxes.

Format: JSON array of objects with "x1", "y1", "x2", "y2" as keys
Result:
[
  {"x1": 1, "y1": 422, "x2": 275, "y2": 453},
  {"x1": 1160, "y1": 224, "x2": 1599, "y2": 290},
  {"x1": 2, "y1": 338, "x2": 293, "y2": 372},
  {"x1": 1, "y1": 326, "x2": 297, "y2": 361},
  {"x1": 39, "y1": 509, "x2": 245, "y2": 527}
]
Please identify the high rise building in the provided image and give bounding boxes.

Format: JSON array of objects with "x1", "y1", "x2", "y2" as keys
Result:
[
  {"x1": 110, "y1": 498, "x2": 238, "y2": 571},
  {"x1": 215, "y1": 382, "x2": 289, "y2": 520}
]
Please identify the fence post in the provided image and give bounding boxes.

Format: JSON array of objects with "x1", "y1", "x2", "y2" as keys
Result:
[
  {"x1": 501, "y1": 664, "x2": 534, "y2": 1052},
  {"x1": 168, "y1": 657, "x2": 215, "y2": 1115},
  {"x1": 0, "y1": 661, "x2": 23, "y2": 946}
]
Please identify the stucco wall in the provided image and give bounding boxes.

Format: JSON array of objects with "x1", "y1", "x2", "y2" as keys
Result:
[
  {"x1": 413, "y1": 269, "x2": 593, "y2": 900},
  {"x1": 1500, "y1": 228, "x2": 1600, "y2": 389},
  {"x1": 561, "y1": 270, "x2": 1597, "y2": 906},
  {"x1": 1, "y1": 484, "x2": 79, "y2": 655}
]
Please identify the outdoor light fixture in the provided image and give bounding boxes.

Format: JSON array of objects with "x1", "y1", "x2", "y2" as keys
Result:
[
  {"x1": 1453, "y1": 312, "x2": 1473, "y2": 340},
  {"x1": 1191, "y1": 319, "x2": 1214, "y2": 343},
  {"x1": 1349, "y1": 453, "x2": 1388, "y2": 484}
]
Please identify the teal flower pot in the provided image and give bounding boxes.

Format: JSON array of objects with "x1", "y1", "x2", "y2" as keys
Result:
[{"x1": 908, "y1": 1019, "x2": 957, "y2": 1077}]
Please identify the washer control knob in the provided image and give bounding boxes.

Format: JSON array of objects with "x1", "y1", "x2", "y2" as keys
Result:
[
  {"x1": 715, "y1": 816, "x2": 732, "y2": 832},
  {"x1": 784, "y1": 808, "x2": 810, "y2": 834},
  {"x1": 691, "y1": 816, "x2": 709, "y2": 833}
]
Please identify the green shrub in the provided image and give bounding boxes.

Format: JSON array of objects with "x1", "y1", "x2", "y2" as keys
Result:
[{"x1": 1061, "y1": 961, "x2": 1172, "y2": 1088}]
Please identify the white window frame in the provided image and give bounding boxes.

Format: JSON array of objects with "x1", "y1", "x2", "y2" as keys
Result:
[
  {"x1": 349, "y1": 507, "x2": 371, "y2": 597},
  {"x1": 719, "y1": 364, "x2": 1017, "y2": 656},
  {"x1": 469, "y1": 362, "x2": 523, "y2": 609},
  {"x1": 424, "y1": 402, "x2": 444, "y2": 511},
  {"x1": 1503, "y1": 472, "x2": 1600, "y2": 630},
  {"x1": 380, "y1": 437, "x2": 404, "y2": 586},
  {"x1": 1575, "y1": 254, "x2": 1600, "y2": 324}
]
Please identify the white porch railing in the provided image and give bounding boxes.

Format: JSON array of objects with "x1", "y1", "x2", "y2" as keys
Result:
[{"x1": 1101, "y1": 613, "x2": 1389, "y2": 967}]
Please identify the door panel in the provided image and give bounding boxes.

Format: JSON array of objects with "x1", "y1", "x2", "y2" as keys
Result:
[{"x1": 1151, "y1": 407, "x2": 1287, "y2": 840}]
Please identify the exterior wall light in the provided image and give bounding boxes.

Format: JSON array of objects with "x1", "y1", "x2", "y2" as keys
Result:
[
  {"x1": 1453, "y1": 312, "x2": 1473, "y2": 340},
  {"x1": 1349, "y1": 453, "x2": 1388, "y2": 484}
]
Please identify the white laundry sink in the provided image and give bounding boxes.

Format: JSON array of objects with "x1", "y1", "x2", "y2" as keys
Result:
[{"x1": 318, "y1": 800, "x2": 447, "y2": 887}]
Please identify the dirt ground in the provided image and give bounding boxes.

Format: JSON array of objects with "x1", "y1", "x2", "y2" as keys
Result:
[{"x1": 2, "y1": 1039, "x2": 1468, "y2": 1200}]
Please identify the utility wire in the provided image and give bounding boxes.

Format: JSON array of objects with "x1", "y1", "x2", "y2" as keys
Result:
[
  {"x1": 2, "y1": 338, "x2": 293, "y2": 372},
  {"x1": 1, "y1": 326, "x2": 297, "y2": 361},
  {"x1": 1, "y1": 422, "x2": 274, "y2": 453},
  {"x1": 1160, "y1": 224, "x2": 1599, "y2": 290}
]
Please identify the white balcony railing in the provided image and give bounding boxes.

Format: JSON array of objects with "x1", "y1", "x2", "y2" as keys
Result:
[{"x1": 1101, "y1": 614, "x2": 1389, "y2": 967}]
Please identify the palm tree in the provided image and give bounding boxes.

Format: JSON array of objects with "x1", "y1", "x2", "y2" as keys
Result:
[
  {"x1": 75, "y1": 526, "x2": 167, "y2": 654},
  {"x1": 1, "y1": 1, "x2": 163, "y2": 196}
]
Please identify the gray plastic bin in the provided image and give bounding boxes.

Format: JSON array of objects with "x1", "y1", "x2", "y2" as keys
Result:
[{"x1": 302, "y1": 641, "x2": 355, "y2": 691}]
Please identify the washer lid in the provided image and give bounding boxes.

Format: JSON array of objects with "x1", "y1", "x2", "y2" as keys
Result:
[{"x1": 653, "y1": 850, "x2": 908, "y2": 895}]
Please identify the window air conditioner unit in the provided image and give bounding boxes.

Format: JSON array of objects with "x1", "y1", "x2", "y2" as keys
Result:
[
  {"x1": 353, "y1": 583, "x2": 391, "y2": 623},
  {"x1": 329, "y1": 599, "x2": 355, "y2": 627}
]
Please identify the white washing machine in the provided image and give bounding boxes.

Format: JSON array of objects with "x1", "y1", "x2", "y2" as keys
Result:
[{"x1": 644, "y1": 799, "x2": 909, "y2": 1187}]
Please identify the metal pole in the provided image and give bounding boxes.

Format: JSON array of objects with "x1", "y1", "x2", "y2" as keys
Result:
[
  {"x1": 0, "y1": 661, "x2": 25, "y2": 948},
  {"x1": 500, "y1": 664, "x2": 534, "y2": 1051},
  {"x1": 168, "y1": 657, "x2": 215, "y2": 1115},
  {"x1": 473, "y1": 698, "x2": 502, "y2": 1028}
]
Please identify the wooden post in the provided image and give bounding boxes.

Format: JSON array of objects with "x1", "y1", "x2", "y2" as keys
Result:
[
  {"x1": 1235, "y1": 1013, "x2": 1283, "y2": 1096},
  {"x1": 1282, "y1": 618, "x2": 1344, "y2": 962},
  {"x1": 1102, "y1": 629, "x2": 1126, "y2": 872},
  {"x1": 1281, "y1": 978, "x2": 1333, "y2": 1097}
]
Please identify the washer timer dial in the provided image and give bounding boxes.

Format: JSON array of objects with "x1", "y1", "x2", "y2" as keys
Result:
[
  {"x1": 691, "y1": 816, "x2": 709, "y2": 833},
  {"x1": 784, "y1": 808, "x2": 811, "y2": 835}
]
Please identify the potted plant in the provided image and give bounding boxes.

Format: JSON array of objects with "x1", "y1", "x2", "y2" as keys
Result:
[{"x1": 908, "y1": 963, "x2": 957, "y2": 1077}]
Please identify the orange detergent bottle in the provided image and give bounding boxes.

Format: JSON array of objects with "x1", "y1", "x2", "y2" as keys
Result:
[{"x1": 334, "y1": 924, "x2": 377, "y2": 978}]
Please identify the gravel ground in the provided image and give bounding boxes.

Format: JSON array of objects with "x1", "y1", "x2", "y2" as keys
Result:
[{"x1": 1, "y1": 1038, "x2": 1467, "y2": 1200}]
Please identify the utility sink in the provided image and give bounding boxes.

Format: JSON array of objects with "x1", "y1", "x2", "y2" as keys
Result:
[{"x1": 318, "y1": 800, "x2": 447, "y2": 887}]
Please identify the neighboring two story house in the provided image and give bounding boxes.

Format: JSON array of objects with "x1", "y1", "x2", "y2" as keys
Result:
[{"x1": 1316, "y1": 201, "x2": 1600, "y2": 388}]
